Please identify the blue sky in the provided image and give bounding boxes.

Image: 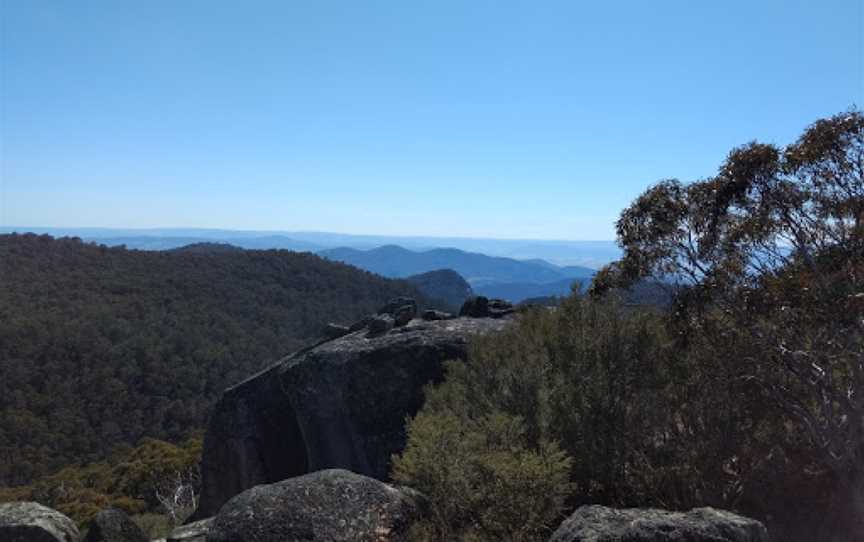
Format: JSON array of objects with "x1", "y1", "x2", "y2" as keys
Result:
[{"x1": 2, "y1": 0, "x2": 860, "y2": 240}]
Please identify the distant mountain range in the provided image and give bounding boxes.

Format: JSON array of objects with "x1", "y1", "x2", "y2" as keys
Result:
[
  {"x1": 318, "y1": 245, "x2": 595, "y2": 303},
  {"x1": 474, "y1": 278, "x2": 582, "y2": 300},
  {"x1": 0, "y1": 227, "x2": 620, "y2": 267},
  {"x1": 404, "y1": 269, "x2": 474, "y2": 311},
  {"x1": 3, "y1": 227, "x2": 614, "y2": 302}
]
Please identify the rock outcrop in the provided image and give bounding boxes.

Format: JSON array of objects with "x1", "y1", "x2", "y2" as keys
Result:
[
  {"x1": 83, "y1": 507, "x2": 148, "y2": 542},
  {"x1": 206, "y1": 469, "x2": 427, "y2": 542},
  {"x1": 367, "y1": 314, "x2": 395, "y2": 335},
  {"x1": 0, "y1": 501, "x2": 80, "y2": 542},
  {"x1": 549, "y1": 505, "x2": 769, "y2": 542},
  {"x1": 322, "y1": 323, "x2": 351, "y2": 340},
  {"x1": 421, "y1": 309, "x2": 454, "y2": 321},
  {"x1": 192, "y1": 300, "x2": 511, "y2": 519},
  {"x1": 459, "y1": 295, "x2": 514, "y2": 318}
]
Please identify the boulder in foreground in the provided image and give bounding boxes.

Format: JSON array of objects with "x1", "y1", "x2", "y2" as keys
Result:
[
  {"x1": 0, "y1": 501, "x2": 80, "y2": 542},
  {"x1": 83, "y1": 507, "x2": 148, "y2": 542},
  {"x1": 550, "y1": 505, "x2": 769, "y2": 542},
  {"x1": 206, "y1": 469, "x2": 427, "y2": 542},
  {"x1": 459, "y1": 295, "x2": 514, "y2": 318}
]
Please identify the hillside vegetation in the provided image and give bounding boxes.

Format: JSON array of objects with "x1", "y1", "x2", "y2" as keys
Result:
[
  {"x1": 0, "y1": 234, "x2": 425, "y2": 487},
  {"x1": 394, "y1": 110, "x2": 863, "y2": 541}
]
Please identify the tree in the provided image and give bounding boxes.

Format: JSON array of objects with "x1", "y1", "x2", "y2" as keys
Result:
[{"x1": 591, "y1": 110, "x2": 864, "y2": 517}]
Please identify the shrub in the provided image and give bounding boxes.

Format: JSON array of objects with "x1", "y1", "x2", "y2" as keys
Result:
[
  {"x1": 0, "y1": 435, "x2": 201, "y2": 527},
  {"x1": 393, "y1": 296, "x2": 779, "y2": 539},
  {"x1": 393, "y1": 410, "x2": 571, "y2": 541}
]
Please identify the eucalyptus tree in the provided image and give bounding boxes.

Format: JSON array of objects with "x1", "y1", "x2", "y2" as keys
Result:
[{"x1": 592, "y1": 111, "x2": 864, "y2": 492}]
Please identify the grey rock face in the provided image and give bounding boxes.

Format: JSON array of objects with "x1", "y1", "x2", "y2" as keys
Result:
[
  {"x1": 0, "y1": 501, "x2": 80, "y2": 542},
  {"x1": 206, "y1": 469, "x2": 427, "y2": 542},
  {"x1": 459, "y1": 295, "x2": 514, "y2": 318},
  {"x1": 348, "y1": 316, "x2": 372, "y2": 332},
  {"x1": 549, "y1": 505, "x2": 769, "y2": 542},
  {"x1": 192, "y1": 315, "x2": 511, "y2": 519},
  {"x1": 83, "y1": 507, "x2": 147, "y2": 542},
  {"x1": 377, "y1": 297, "x2": 417, "y2": 316},
  {"x1": 367, "y1": 314, "x2": 395, "y2": 335},
  {"x1": 167, "y1": 518, "x2": 213, "y2": 542},
  {"x1": 421, "y1": 309, "x2": 453, "y2": 321},
  {"x1": 393, "y1": 304, "x2": 416, "y2": 327},
  {"x1": 322, "y1": 323, "x2": 351, "y2": 339}
]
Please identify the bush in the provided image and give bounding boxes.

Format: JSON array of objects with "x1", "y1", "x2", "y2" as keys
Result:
[
  {"x1": 393, "y1": 411, "x2": 571, "y2": 541},
  {"x1": 0, "y1": 435, "x2": 202, "y2": 527},
  {"x1": 392, "y1": 296, "x2": 780, "y2": 539}
]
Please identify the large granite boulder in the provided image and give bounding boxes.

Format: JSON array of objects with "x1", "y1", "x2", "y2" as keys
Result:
[
  {"x1": 192, "y1": 314, "x2": 511, "y2": 519},
  {"x1": 376, "y1": 297, "x2": 417, "y2": 317},
  {"x1": 322, "y1": 323, "x2": 351, "y2": 340},
  {"x1": 206, "y1": 469, "x2": 427, "y2": 542},
  {"x1": 459, "y1": 295, "x2": 514, "y2": 318},
  {"x1": 0, "y1": 501, "x2": 80, "y2": 542},
  {"x1": 367, "y1": 314, "x2": 395, "y2": 336},
  {"x1": 392, "y1": 304, "x2": 416, "y2": 327},
  {"x1": 83, "y1": 507, "x2": 147, "y2": 542},
  {"x1": 550, "y1": 505, "x2": 769, "y2": 542}
]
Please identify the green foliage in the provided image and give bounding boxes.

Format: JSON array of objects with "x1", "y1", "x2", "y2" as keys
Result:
[
  {"x1": 0, "y1": 234, "x2": 426, "y2": 486},
  {"x1": 393, "y1": 297, "x2": 707, "y2": 540},
  {"x1": 0, "y1": 435, "x2": 202, "y2": 527},
  {"x1": 590, "y1": 109, "x2": 864, "y2": 539},
  {"x1": 393, "y1": 292, "x2": 802, "y2": 539},
  {"x1": 394, "y1": 410, "x2": 571, "y2": 541}
]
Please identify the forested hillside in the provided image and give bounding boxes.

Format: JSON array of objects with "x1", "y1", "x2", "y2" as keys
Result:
[{"x1": 0, "y1": 234, "x2": 425, "y2": 486}]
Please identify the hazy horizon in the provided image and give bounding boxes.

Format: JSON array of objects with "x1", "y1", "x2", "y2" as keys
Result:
[
  {"x1": 0, "y1": 225, "x2": 623, "y2": 267},
  {"x1": 1, "y1": 224, "x2": 619, "y2": 242}
]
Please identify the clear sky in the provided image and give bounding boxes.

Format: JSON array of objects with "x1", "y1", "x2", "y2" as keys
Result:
[{"x1": 1, "y1": 0, "x2": 861, "y2": 240}]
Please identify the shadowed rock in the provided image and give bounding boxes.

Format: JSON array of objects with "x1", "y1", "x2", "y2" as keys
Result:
[
  {"x1": 348, "y1": 316, "x2": 373, "y2": 332},
  {"x1": 377, "y1": 297, "x2": 417, "y2": 316},
  {"x1": 206, "y1": 469, "x2": 427, "y2": 542},
  {"x1": 421, "y1": 309, "x2": 453, "y2": 321},
  {"x1": 83, "y1": 507, "x2": 148, "y2": 542},
  {"x1": 0, "y1": 501, "x2": 79, "y2": 542},
  {"x1": 459, "y1": 295, "x2": 514, "y2": 318},
  {"x1": 393, "y1": 304, "x2": 416, "y2": 326},
  {"x1": 367, "y1": 314, "x2": 395, "y2": 335},
  {"x1": 550, "y1": 505, "x2": 769, "y2": 542},
  {"x1": 192, "y1": 315, "x2": 511, "y2": 519},
  {"x1": 322, "y1": 323, "x2": 351, "y2": 339}
]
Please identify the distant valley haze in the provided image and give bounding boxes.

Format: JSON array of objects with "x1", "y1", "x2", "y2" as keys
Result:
[
  {"x1": 1, "y1": 226, "x2": 615, "y2": 302},
  {"x1": 0, "y1": 226, "x2": 621, "y2": 268}
]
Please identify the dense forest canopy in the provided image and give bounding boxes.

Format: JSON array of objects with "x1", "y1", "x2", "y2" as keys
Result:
[{"x1": 0, "y1": 234, "x2": 426, "y2": 486}]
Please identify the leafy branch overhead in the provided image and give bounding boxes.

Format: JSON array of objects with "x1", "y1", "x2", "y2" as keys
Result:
[{"x1": 593, "y1": 110, "x2": 863, "y2": 494}]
